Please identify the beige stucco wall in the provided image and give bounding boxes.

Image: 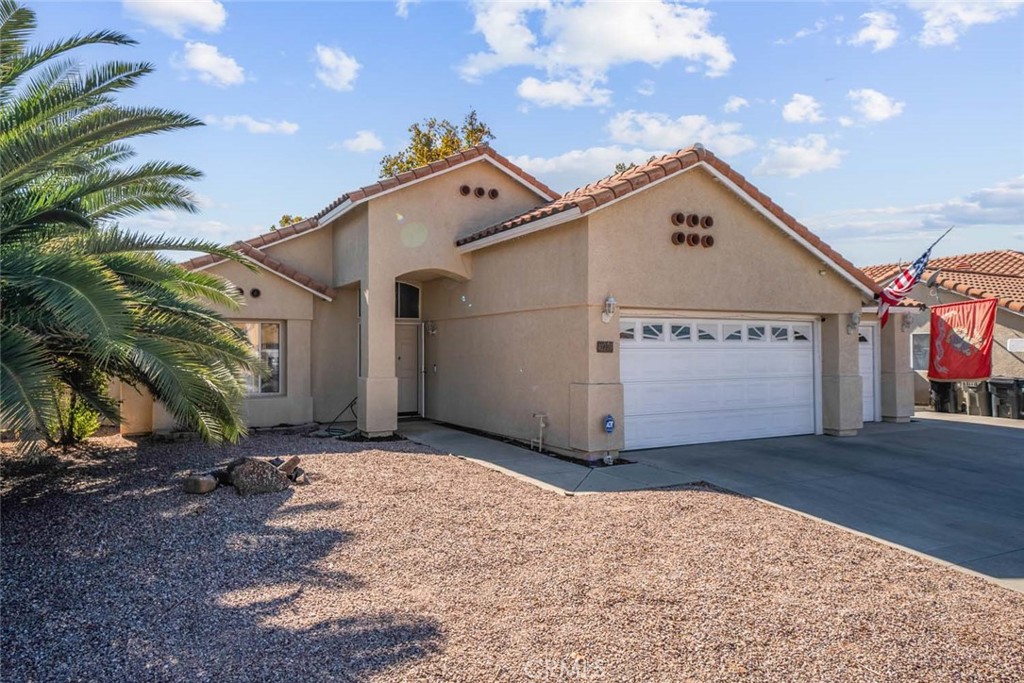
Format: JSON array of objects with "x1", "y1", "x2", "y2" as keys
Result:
[
  {"x1": 422, "y1": 220, "x2": 593, "y2": 453},
  {"x1": 422, "y1": 166, "x2": 875, "y2": 454},
  {"x1": 322, "y1": 159, "x2": 550, "y2": 435},
  {"x1": 586, "y1": 166, "x2": 867, "y2": 439},
  {"x1": 586, "y1": 167, "x2": 866, "y2": 315}
]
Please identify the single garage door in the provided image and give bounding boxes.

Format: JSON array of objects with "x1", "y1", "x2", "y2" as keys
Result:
[
  {"x1": 620, "y1": 317, "x2": 817, "y2": 450},
  {"x1": 858, "y1": 325, "x2": 878, "y2": 423}
]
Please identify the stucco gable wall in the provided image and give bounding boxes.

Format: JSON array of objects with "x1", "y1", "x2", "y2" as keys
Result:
[
  {"x1": 260, "y1": 224, "x2": 334, "y2": 286},
  {"x1": 368, "y1": 160, "x2": 546, "y2": 282},
  {"x1": 332, "y1": 204, "x2": 370, "y2": 288},
  {"x1": 586, "y1": 167, "x2": 864, "y2": 314},
  {"x1": 197, "y1": 258, "x2": 315, "y2": 321}
]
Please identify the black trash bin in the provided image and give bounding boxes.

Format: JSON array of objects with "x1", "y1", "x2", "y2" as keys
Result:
[{"x1": 988, "y1": 377, "x2": 1022, "y2": 420}]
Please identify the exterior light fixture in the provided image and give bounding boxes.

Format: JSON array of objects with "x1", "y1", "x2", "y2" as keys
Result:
[
  {"x1": 602, "y1": 296, "x2": 618, "y2": 323},
  {"x1": 847, "y1": 311, "x2": 861, "y2": 334}
]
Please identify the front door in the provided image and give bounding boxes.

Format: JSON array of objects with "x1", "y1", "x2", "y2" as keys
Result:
[
  {"x1": 396, "y1": 324, "x2": 419, "y2": 414},
  {"x1": 858, "y1": 325, "x2": 878, "y2": 423}
]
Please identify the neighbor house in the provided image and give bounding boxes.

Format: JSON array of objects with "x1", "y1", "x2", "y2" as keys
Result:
[
  {"x1": 120, "y1": 144, "x2": 919, "y2": 459},
  {"x1": 864, "y1": 250, "x2": 1024, "y2": 417}
]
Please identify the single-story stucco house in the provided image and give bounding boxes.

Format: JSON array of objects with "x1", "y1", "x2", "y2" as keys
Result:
[
  {"x1": 120, "y1": 144, "x2": 919, "y2": 460},
  {"x1": 864, "y1": 250, "x2": 1024, "y2": 418}
]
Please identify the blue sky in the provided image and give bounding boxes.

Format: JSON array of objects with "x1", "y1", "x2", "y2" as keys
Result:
[{"x1": 34, "y1": 0, "x2": 1024, "y2": 266}]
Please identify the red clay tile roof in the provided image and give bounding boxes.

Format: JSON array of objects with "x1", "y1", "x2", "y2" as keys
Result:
[
  {"x1": 457, "y1": 146, "x2": 880, "y2": 296},
  {"x1": 865, "y1": 250, "x2": 1024, "y2": 314},
  {"x1": 179, "y1": 143, "x2": 558, "y2": 277},
  {"x1": 312, "y1": 143, "x2": 558, "y2": 221},
  {"x1": 180, "y1": 239, "x2": 335, "y2": 300}
]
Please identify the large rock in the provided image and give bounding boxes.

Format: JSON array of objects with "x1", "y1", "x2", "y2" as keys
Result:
[
  {"x1": 227, "y1": 458, "x2": 290, "y2": 496},
  {"x1": 184, "y1": 474, "x2": 218, "y2": 494}
]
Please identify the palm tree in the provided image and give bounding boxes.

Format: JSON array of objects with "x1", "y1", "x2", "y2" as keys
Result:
[{"x1": 0, "y1": 0, "x2": 261, "y2": 449}]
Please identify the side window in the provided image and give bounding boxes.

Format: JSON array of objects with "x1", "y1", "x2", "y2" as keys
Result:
[
  {"x1": 238, "y1": 322, "x2": 283, "y2": 395},
  {"x1": 395, "y1": 282, "x2": 420, "y2": 319},
  {"x1": 911, "y1": 334, "x2": 929, "y2": 371}
]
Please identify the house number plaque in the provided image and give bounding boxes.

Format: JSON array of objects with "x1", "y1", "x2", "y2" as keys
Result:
[{"x1": 596, "y1": 341, "x2": 614, "y2": 353}]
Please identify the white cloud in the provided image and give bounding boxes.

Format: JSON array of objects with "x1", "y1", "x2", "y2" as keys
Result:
[
  {"x1": 722, "y1": 96, "x2": 749, "y2": 113},
  {"x1": 178, "y1": 42, "x2": 245, "y2": 87},
  {"x1": 395, "y1": 0, "x2": 419, "y2": 19},
  {"x1": 847, "y1": 88, "x2": 905, "y2": 123},
  {"x1": 517, "y1": 76, "x2": 612, "y2": 108},
  {"x1": 754, "y1": 134, "x2": 844, "y2": 178},
  {"x1": 461, "y1": 1, "x2": 734, "y2": 107},
  {"x1": 808, "y1": 176, "x2": 1024, "y2": 246},
  {"x1": 781, "y1": 93, "x2": 825, "y2": 123},
  {"x1": 636, "y1": 79, "x2": 656, "y2": 97},
  {"x1": 339, "y1": 130, "x2": 384, "y2": 152},
  {"x1": 204, "y1": 115, "x2": 299, "y2": 135},
  {"x1": 511, "y1": 145, "x2": 656, "y2": 187},
  {"x1": 910, "y1": 1, "x2": 1024, "y2": 46},
  {"x1": 123, "y1": 0, "x2": 226, "y2": 38},
  {"x1": 607, "y1": 110, "x2": 756, "y2": 156},
  {"x1": 774, "y1": 19, "x2": 827, "y2": 45},
  {"x1": 315, "y1": 45, "x2": 361, "y2": 91},
  {"x1": 848, "y1": 11, "x2": 899, "y2": 51}
]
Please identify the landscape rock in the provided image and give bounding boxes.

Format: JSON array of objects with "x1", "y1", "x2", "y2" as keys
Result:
[
  {"x1": 209, "y1": 468, "x2": 231, "y2": 486},
  {"x1": 290, "y1": 467, "x2": 309, "y2": 485},
  {"x1": 227, "y1": 458, "x2": 290, "y2": 496},
  {"x1": 278, "y1": 455, "x2": 301, "y2": 476},
  {"x1": 183, "y1": 474, "x2": 217, "y2": 494}
]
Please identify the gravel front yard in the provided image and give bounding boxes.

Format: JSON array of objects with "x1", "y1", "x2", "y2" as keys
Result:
[{"x1": 2, "y1": 433, "x2": 1022, "y2": 682}]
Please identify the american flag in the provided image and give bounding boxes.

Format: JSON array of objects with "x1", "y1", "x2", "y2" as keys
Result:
[{"x1": 878, "y1": 248, "x2": 932, "y2": 327}]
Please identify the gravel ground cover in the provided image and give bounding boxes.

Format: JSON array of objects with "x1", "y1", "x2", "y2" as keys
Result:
[{"x1": 2, "y1": 433, "x2": 1023, "y2": 682}]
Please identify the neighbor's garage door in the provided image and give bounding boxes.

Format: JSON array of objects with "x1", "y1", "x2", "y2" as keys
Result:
[{"x1": 620, "y1": 318, "x2": 817, "y2": 450}]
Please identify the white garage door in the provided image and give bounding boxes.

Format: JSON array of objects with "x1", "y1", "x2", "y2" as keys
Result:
[
  {"x1": 620, "y1": 318, "x2": 817, "y2": 450},
  {"x1": 858, "y1": 325, "x2": 878, "y2": 423}
]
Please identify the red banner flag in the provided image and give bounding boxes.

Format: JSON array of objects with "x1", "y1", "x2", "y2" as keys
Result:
[{"x1": 928, "y1": 298, "x2": 997, "y2": 381}]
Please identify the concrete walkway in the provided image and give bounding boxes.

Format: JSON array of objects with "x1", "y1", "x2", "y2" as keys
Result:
[{"x1": 398, "y1": 418, "x2": 1024, "y2": 592}]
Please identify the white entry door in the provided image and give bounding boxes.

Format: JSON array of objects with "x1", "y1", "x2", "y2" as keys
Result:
[
  {"x1": 396, "y1": 324, "x2": 420, "y2": 414},
  {"x1": 620, "y1": 318, "x2": 818, "y2": 450},
  {"x1": 858, "y1": 325, "x2": 878, "y2": 423}
]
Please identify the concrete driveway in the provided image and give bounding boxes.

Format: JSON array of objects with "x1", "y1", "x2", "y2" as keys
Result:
[
  {"x1": 626, "y1": 416, "x2": 1024, "y2": 592},
  {"x1": 401, "y1": 416, "x2": 1024, "y2": 592}
]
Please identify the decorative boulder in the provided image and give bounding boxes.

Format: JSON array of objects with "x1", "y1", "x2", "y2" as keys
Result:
[
  {"x1": 184, "y1": 474, "x2": 218, "y2": 494},
  {"x1": 227, "y1": 458, "x2": 290, "y2": 496}
]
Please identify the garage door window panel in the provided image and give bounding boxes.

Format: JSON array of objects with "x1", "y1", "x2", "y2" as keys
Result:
[
  {"x1": 771, "y1": 325, "x2": 789, "y2": 342},
  {"x1": 670, "y1": 324, "x2": 692, "y2": 342},
  {"x1": 619, "y1": 322, "x2": 636, "y2": 342},
  {"x1": 747, "y1": 325, "x2": 765, "y2": 341},
  {"x1": 697, "y1": 325, "x2": 718, "y2": 341},
  {"x1": 642, "y1": 323, "x2": 664, "y2": 341}
]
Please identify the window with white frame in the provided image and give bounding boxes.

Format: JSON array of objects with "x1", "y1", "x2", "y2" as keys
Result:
[
  {"x1": 239, "y1": 322, "x2": 282, "y2": 395},
  {"x1": 642, "y1": 323, "x2": 664, "y2": 341},
  {"x1": 619, "y1": 321, "x2": 636, "y2": 341},
  {"x1": 670, "y1": 324, "x2": 691, "y2": 342},
  {"x1": 747, "y1": 325, "x2": 765, "y2": 341},
  {"x1": 792, "y1": 324, "x2": 811, "y2": 342}
]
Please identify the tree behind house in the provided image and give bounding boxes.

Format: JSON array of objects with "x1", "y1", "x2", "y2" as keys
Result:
[{"x1": 379, "y1": 110, "x2": 494, "y2": 178}]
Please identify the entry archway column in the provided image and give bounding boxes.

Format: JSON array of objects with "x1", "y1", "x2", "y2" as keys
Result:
[{"x1": 358, "y1": 272, "x2": 398, "y2": 436}]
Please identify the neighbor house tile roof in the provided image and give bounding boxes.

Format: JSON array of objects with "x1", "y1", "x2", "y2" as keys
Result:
[
  {"x1": 865, "y1": 249, "x2": 1024, "y2": 314},
  {"x1": 456, "y1": 146, "x2": 881, "y2": 296}
]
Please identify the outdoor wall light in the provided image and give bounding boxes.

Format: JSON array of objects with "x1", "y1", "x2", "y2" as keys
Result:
[
  {"x1": 602, "y1": 296, "x2": 618, "y2": 323},
  {"x1": 847, "y1": 311, "x2": 861, "y2": 334}
]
